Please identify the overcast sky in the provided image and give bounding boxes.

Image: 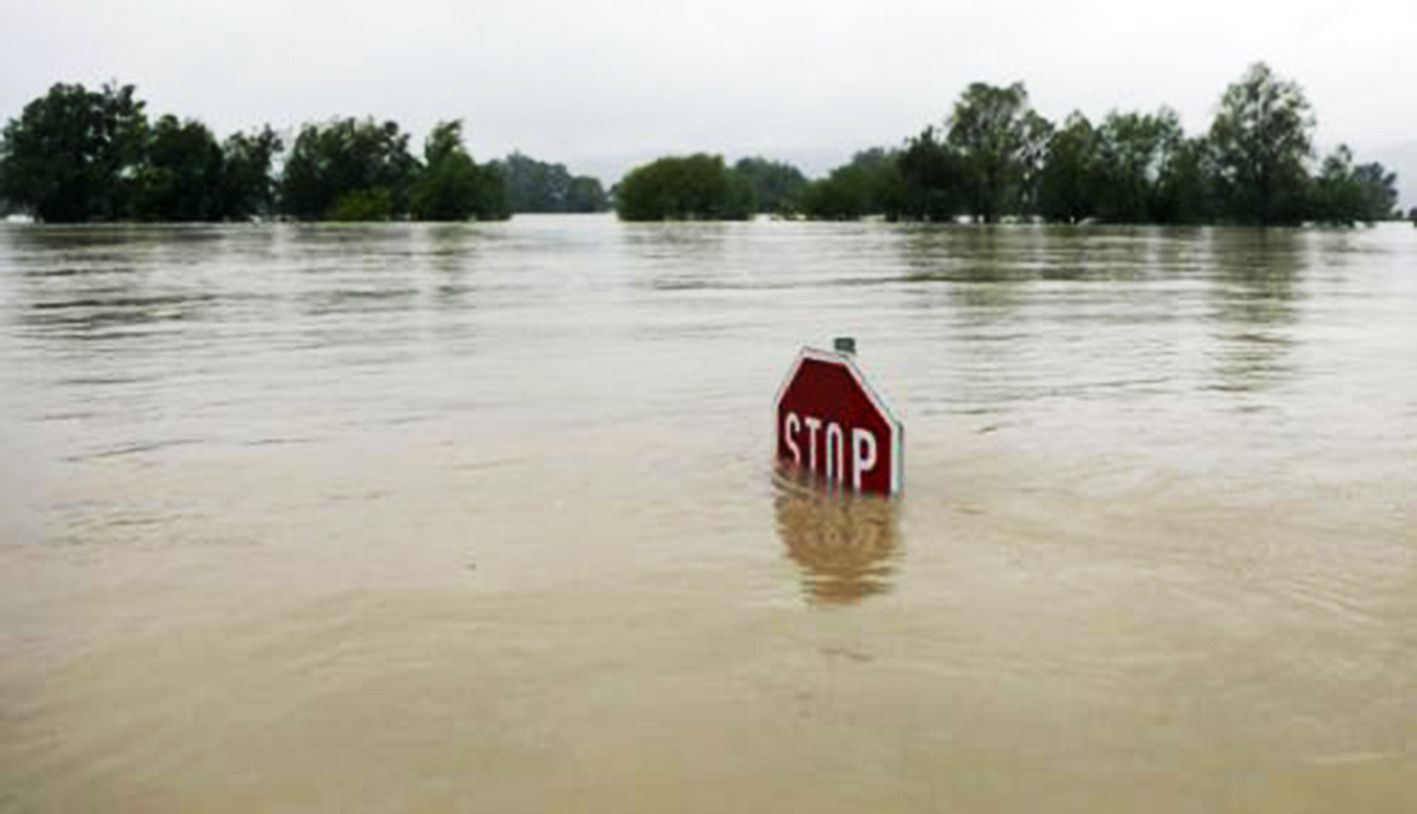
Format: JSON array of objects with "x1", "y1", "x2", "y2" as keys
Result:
[{"x1": 3, "y1": 0, "x2": 1414, "y2": 185}]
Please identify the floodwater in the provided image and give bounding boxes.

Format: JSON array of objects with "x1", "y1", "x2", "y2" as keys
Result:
[{"x1": 0, "y1": 217, "x2": 1413, "y2": 812}]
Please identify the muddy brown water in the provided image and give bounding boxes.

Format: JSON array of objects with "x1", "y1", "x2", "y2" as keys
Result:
[{"x1": 1, "y1": 218, "x2": 1413, "y2": 812}]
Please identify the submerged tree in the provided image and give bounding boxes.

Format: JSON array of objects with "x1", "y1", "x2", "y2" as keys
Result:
[
  {"x1": 1038, "y1": 110, "x2": 1215, "y2": 225},
  {"x1": 1350, "y1": 162, "x2": 1399, "y2": 222},
  {"x1": 946, "y1": 82, "x2": 1052, "y2": 222},
  {"x1": 1151, "y1": 136, "x2": 1214, "y2": 224},
  {"x1": 1037, "y1": 113, "x2": 1101, "y2": 224},
  {"x1": 563, "y1": 175, "x2": 608, "y2": 213},
  {"x1": 409, "y1": 120, "x2": 508, "y2": 221},
  {"x1": 133, "y1": 115, "x2": 225, "y2": 221},
  {"x1": 797, "y1": 148, "x2": 904, "y2": 220},
  {"x1": 1311, "y1": 146, "x2": 1364, "y2": 225},
  {"x1": 2, "y1": 66, "x2": 1401, "y2": 228},
  {"x1": 1311, "y1": 145, "x2": 1399, "y2": 226},
  {"x1": 615, "y1": 154, "x2": 754, "y2": 221},
  {"x1": 733, "y1": 156, "x2": 809, "y2": 214},
  {"x1": 894, "y1": 128, "x2": 967, "y2": 221},
  {"x1": 1092, "y1": 108, "x2": 1184, "y2": 223},
  {"x1": 1209, "y1": 63, "x2": 1314, "y2": 225},
  {"x1": 131, "y1": 116, "x2": 284, "y2": 221},
  {"x1": 0, "y1": 82, "x2": 148, "y2": 222},
  {"x1": 220, "y1": 126, "x2": 282, "y2": 219},
  {"x1": 491, "y1": 152, "x2": 607, "y2": 213},
  {"x1": 280, "y1": 118, "x2": 418, "y2": 220}
]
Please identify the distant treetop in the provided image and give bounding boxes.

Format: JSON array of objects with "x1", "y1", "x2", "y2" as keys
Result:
[
  {"x1": 614, "y1": 154, "x2": 754, "y2": 221},
  {"x1": 0, "y1": 66, "x2": 1400, "y2": 226},
  {"x1": 490, "y1": 152, "x2": 608, "y2": 213}
]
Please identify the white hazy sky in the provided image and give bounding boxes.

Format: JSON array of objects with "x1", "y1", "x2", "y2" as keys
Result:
[{"x1": 3, "y1": 0, "x2": 1414, "y2": 184}]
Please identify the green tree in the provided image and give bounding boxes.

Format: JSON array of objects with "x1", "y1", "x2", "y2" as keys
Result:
[
  {"x1": 0, "y1": 81, "x2": 148, "y2": 222},
  {"x1": 564, "y1": 175, "x2": 608, "y2": 213},
  {"x1": 220, "y1": 126, "x2": 282, "y2": 219},
  {"x1": 490, "y1": 152, "x2": 607, "y2": 213},
  {"x1": 797, "y1": 148, "x2": 904, "y2": 220},
  {"x1": 1092, "y1": 109, "x2": 1184, "y2": 223},
  {"x1": 1152, "y1": 136, "x2": 1214, "y2": 224},
  {"x1": 615, "y1": 154, "x2": 754, "y2": 221},
  {"x1": 946, "y1": 82, "x2": 1052, "y2": 222},
  {"x1": 1311, "y1": 145, "x2": 1399, "y2": 226},
  {"x1": 1311, "y1": 145, "x2": 1363, "y2": 225},
  {"x1": 327, "y1": 188, "x2": 395, "y2": 221},
  {"x1": 1037, "y1": 113, "x2": 1101, "y2": 224},
  {"x1": 409, "y1": 120, "x2": 508, "y2": 221},
  {"x1": 133, "y1": 114, "x2": 225, "y2": 221},
  {"x1": 1017, "y1": 111, "x2": 1053, "y2": 215},
  {"x1": 733, "y1": 156, "x2": 808, "y2": 214},
  {"x1": 1350, "y1": 161, "x2": 1398, "y2": 222},
  {"x1": 493, "y1": 152, "x2": 561, "y2": 211},
  {"x1": 279, "y1": 117, "x2": 418, "y2": 220},
  {"x1": 1209, "y1": 62, "x2": 1314, "y2": 225},
  {"x1": 894, "y1": 130, "x2": 966, "y2": 221}
]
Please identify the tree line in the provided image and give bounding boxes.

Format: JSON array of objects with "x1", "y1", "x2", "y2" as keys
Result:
[
  {"x1": 2, "y1": 65, "x2": 1402, "y2": 226},
  {"x1": 616, "y1": 63, "x2": 1401, "y2": 226},
  {"x1": 0, "y1": 82, "x2": 609, "y2": 222}
]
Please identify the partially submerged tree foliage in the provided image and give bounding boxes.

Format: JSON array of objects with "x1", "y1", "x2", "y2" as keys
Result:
[
  {"x1": 1209, "y1": 63, "x2": 1314, "y2": 225},
  {"x1": 1, "y1": 67, "x2": 1401, "y2": 226},
  {"x1": 490, "y1": 152, "x2": 608, "y2": 213},
  {"x1": 281, "y1": 118, "x2": 507, "y2": 221},
  {"x1": 797, "y1": 82, "x2": 1052, "y2": 223},
  {"x1": 615, "y1": 154, "x2": 754, "y2": 221},
  {"x1": 131, "y1": 119, "x2": 283, "y2": 221},
  {"x1": 280, "y1": 118, "x2": 417, "y2": 221},
  {"x1": 410, "y1": 121, "x2": 509, "y2": 221},
  {"x1": 1150, "y1": 135, "x2": 1213, "y2": 225},
  {"x1": 134, "y1": 115, "x2": 225, "y2": 221},
  {"x1": 0, "y1": 83, "x2": 283, "y2": 222},
  {"x1": 795, "y1": 63, "x2": 1398, "y2": 226},
  {"x1": 1092, "y1": 109, "x2": 1182, "y2": 223},
  {"x1": 733, "y1": 157, "x2": 808, "y2": 214},
  {"x1": 894, "y1": 130, "x2": 967, "y2": 221},
  {"x1": 945, "y1": 82, "x2": 1052, "y2": 222},
  {"x1": 1310, "y1": 146, "x2": 1399, "y2": 225},
  {"x1": 1037, "y1": 113, "x2": 1100, "y2": 224},
  {"x1": 0, "y1": 83, "x2": 571, "y2": 223},
  {"x1": 0, "y1": 82, "x2": 147, "y2": 222},
  {"x1": 221, "y1": 126, "x2": 283, "y2": 218},
  {"x1": 796, "y1": 148, "x2": 903, "y2": 220}
]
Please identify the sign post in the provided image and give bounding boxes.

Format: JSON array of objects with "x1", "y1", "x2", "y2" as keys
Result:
[{"x1": 774, "y1": 341, "x2": 903, "y2": 496}]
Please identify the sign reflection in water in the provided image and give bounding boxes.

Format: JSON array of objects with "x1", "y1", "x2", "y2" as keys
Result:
[{"x1": 773, "y1": 465, "x2": 901, "y2": 605}]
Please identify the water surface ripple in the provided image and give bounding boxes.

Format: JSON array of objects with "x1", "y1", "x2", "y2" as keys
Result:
[{"x1": 1, "y1": 218, "x2": 1413, "y2": 812}]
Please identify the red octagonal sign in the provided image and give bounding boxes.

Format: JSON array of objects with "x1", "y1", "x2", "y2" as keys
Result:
[{"x1": 774, "y1": 347, "x2": 903, "y2": 496}]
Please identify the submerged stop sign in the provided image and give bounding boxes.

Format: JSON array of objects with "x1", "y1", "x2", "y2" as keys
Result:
[{"x1": 774, "y1": 347, "x2": 903, "y2": 496}]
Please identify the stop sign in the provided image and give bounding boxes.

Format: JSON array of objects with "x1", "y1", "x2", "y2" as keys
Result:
[{"x1": 774, "y1": 347, "x2": 903, "y2": 496}]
